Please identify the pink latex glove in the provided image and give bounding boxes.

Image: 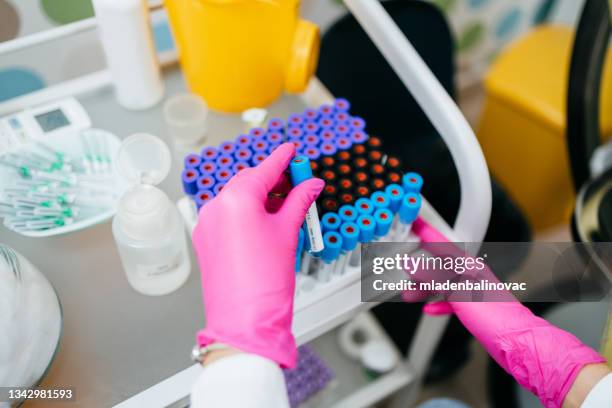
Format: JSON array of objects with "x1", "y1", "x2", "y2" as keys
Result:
[
  {"x1": 192, "y1": 143, "x2": 325, "y2": 368},
  {"x1": 413, "y1": 218, "x2": 606, "y2": 408}
]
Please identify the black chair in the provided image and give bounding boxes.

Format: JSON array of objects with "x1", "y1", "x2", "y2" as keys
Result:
[{"x1": 317, "y1": 0, "x2": 531, "y2": 383}]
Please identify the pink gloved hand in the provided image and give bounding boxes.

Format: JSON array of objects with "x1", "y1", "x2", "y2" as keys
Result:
[
  {"x1": 413, "y1": 218, "x2": 606, "y2": 408},
  {"x1": 192, "y1": 143, "x2": 325, "y2": 368}
]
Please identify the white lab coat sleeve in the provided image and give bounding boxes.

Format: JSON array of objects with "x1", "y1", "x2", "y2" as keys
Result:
[
  {"x1": 190, "y1": 353, "x2": 290, "y2": 408},
  {"x1": 581, "y1": 372, "x2": 612, "y2": 407}
]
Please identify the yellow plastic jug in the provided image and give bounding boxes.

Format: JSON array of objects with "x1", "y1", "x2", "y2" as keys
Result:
[{"x1": 164, "y1": 0, "x2": 320, "y2": 113}]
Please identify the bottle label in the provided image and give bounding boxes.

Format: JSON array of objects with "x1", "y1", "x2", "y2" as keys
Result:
[{"x1": 136, "y1": 252, "x2": 183, "y2": 278}]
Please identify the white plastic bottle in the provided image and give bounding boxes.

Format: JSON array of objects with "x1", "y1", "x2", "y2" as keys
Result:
[
  {"x1": 92, "y1": 0, "x2": 164, "y2": 110},
  {"x1": 112, "y1": 133, "x2": 190, "y2": 295}
]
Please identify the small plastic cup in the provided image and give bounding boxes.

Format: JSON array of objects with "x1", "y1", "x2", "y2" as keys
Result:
[{"x1": 163, "y1": 93, "x2": 208, "y2": 147}]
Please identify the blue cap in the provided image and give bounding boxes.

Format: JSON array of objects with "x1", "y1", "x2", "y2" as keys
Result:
[
  {"x1": 303, "y1": 108, "x2": 319, "y2": 122},
  {"x1": 181, "y1": 168, "x2": 199, "y2": 195},
  {"x1": 385, "y1": 184, "x2": 405, "y2": 213},
  {"x1": 318, "y1": 104, "x2": 335, "y2": 117},
  {"x1": 335, "y1": 136, "x2": 353, "y2": 151},
  {"x1": 214, "y1": 168, "x2": 233, "y2": 183},
  {"x1": 374, "y1": 208, "x2": 393, "y2": 237},
  {"x1": 286, "y1": 127, "x2": 304, "y2": 140},
  {"x1": 334, "y1": 98, "x2": 351, "y2": 112},
  {"x1": 201, "y1": 146, "x2": 219, "y2": 161},
  {"x1": 349, "y1": 116, "x2": 366, "y2": 130},
  {"x1": 215, "y1": 154, "x2": 234, "y2": 169},
  {"x1": 199, "y1": 161, "x2": 217, "y2": 175},
  {"x1": 350, "y1": 130, "x2": 368, "y2": 144},
  {"x1": 252, "y1": 139, "x2": 269, "y2": 153},
  {"x1": 235, "y1": 134, "x2": 253, "y2": 148},
  {"x1": 195, "y1": 189, "x2": 214, "y2": 210},
  {"x1": 265, "y1": 131, "x2": 283, "y2": 145},
  {"x1": 249, "y1": 127, "x2": 267, "y2": 139},
  {"x1": 357, "y1": 215, "x2": 376, "y2": 242},
  {"x1": 334, "y1": 124, "x2": 351, "y2": 138},
  {"x1": 233, "y1": 148, "x2": 253, "y2": 162},
  {"x1": 321, "y1": 231, "x2": 342, "y2": 262},
  {"x1": 268, "y1": 118, "x2": 284, "y2": 132},
  {"x1": 334, "y1": 112, "x2": 350, "y2": 124},
  {"x1": 403, "y1": 172, "x2": 424, "y2": 193},
  {"x1": 303, "y1": 146, "x2": 321, "y2": 161},
  {"x1": 371, "y1": 191, "x2": 390, "y2": 210},
  {"x1": 322, "y1": 212, "x2": 341, "y2": 232},
  {"x1": 339, "y1": 205, "x2": 358, "y2": 222},
  {"x1": 295, "y1": 228, "x2": 305, "y2": 272},
  {"x1": 320, "y1": 130, "x2": 336, "y2": 142},
  {"x1": 289, "y1": 155, "x2": 313, "y2": 185},
  {"x1": 232, "y1": 162, "x2": 250, "y2": 173},
  {"x1": 339, "y1": 222, "x2": 359, "y2": 250},
  {"x1": 320, "y1": 142, "x2": 337, "y2": 156},
  {"x1": 303, "y1": 133, "x2": 320, "y2": 147},
  {"x1": 399, "y1": 193, "x2": 421, "y2": 224},
  {"x1": 197, "y1": 174, "x2": 215, "y2": 190},
  {"x1": 287, "y1": 113, "x2": 305, "y2": 128},
  {"x1": 219, "y1": 141, "x2": 236, "y2": 155},
  {"x1": 303, "y1": 122, "x2": 320, "y2": 134},
  {"x1": 184, "y1": 154, "x2": 202, "y2": 169},
  {"x1": 355, "y1": 197, "x2": 374, "y2": 215}
]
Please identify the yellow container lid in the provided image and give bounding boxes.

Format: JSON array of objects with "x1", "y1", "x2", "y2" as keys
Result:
[{"x1": 485, "y1": 25, "x2": 612, "y2": 135}]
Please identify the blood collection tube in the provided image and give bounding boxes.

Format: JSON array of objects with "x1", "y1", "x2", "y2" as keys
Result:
[
  {"x1": 268, "y1": 118, "x2": 284, "y2": 133},
  {"x1": 266, "y1": 131, "x2": 284, "y2": 146},
  {"x1": 336, "y1": 150, "x2": 351, "y2": 164},
  {"x1": 249, "y1": 127, "x2": 267, "y2": 139},
  {"x1": 353, "y1": 157, "x2": 368, "y2": 171},
  {"x1": 337, "y1": 164, "x2": 352, "y2": 178},
  {"x1": 321, "y1": 156, "x2": 335, "y2": 170},
  {"x1": 197, "y1": 174, "x2": 215, "y2": 191},
  {"x1": 366, "y1": 136, "x2": 383, "y2": 150},
  {"x1": 338, "y1": 192, "x2": 354, "y2": 206},
  {"x1": 296, "y1": 227, "x2": 305, "y2": 273},
  {"x1": 318, "y1": 116, "x2": 335, "y2": 131},
  {"x1": 320, "y1": 142, "x2": 337, "y2": 157},
  {"x1": 321, "y1": 197, "x2": 339, "y2": 213},
  {"x1": 354, "y1": 185, "x2": 371, "y2": 199},
  {"x1": 181, "y1": 169, "x2": 199, "y2": 195},
  {"x1": 385, "y1": 156, "x2": 402, "y2": 171},
  {"x1": 290, "y1": 140, "x2": 304, "y2": 154},
  {"x1": 304, "y1": 133, "x2": 320, "y2": 147},
  {"x1": 195, "y1": 189, "x2": 214, "y2": 210},
  {"x1": 371, "y1": 191, "x2": 390, "y2": 211},
  {"x1": 322, "y1": 212, "x2": 341, "y2": 232},
  {"x1": 336, "y1": 222, "x2": 359, "y2": 275},
  {"x1": 334, "y1": 98, "x2": 351, "y2": 112},
  {"x1": 339, "y1": 204, "x2": 358, "y2": 223},
  {"x1": 402, "y1": 172, "x2": 423, "y2": 193},
  {"x1": 321, "y1": 169, "x2": 337, "y2": 185},
  {"x1": 303, "y1": 146, "x2": 321, "y2": 161},
  {"x1": 318, "y1": 231, "x2": 342, "y2": 283},
  {"x1": 387, "y1": 172, "x2": 402, "y2": 184},
  {"x1": 336, "y1": 137, "x2": 353, "y2": 152},
  {"x1": 252, "y1": 139, "x2": 269, "y2": 154},
  {"x1": 288, "y1": 113, "x2": 306, "y2": 128},
  {"x1": 374, "y1": 208, "x2": 393, "y2": 240},
  {"x1": 353, "y1": 171, "x2": 369, "y2": 186},
  {"x1": 214, "y1": 168, "x2": 233, "y2": 184},
  {"x1": 299, "y1": 225, "x2": 312, "y2": 276},
  {"x1": 310, "y1": 160, "x2": 319, "y2": 174},
  {"x1": 396, "y1": 193, "x2": 421, "y2": 241},
  {"x1": 290, "y1": 155, "x2": 324, "y2": 253},
  {"x1": 232, "y1": 162, "x2": 250, "y2": 173},
  {"x1": 334, "y1": 111, "x2": 350, "y2": 124},
  {"x1": 318, "y1": 104, "x2": 335, "y2": 118},
  {"x1": 234, "y1": 148, "x2": 253, "y2": 162},
  {"x1": 286, "y1": 127, "x2": 304, "y2": 140},
  {"x1": 201, "y1": 146, "x2": 219, "y2": 161},
  {"x1": 303, "y1": 108, "x2": 319, "y2": 122},
  {"x1": 385, "y1": 184, "x2": 405, "y2": 213},
  {"x1": 320, "y1": 130, "x2": 336, "y2": 143},
  {"x1": 321, "y1": 184, "x2": 338, "y2": 200},
  {"x1": 368, "y1": 150, "x2": 383, "y2": 164},
  {"x1": 303, "y1": 122, "x2": 320, "y2": 134},
  {"x1": 338, "y1": 178, "x2": 354, "y2": 193},
  {"x1": 215, "y1": 154, "x2": 234, "y2": 169},
  {"x1": 184, "y1": 154, "x2": 202, "y2": 170},
  {"x1": 334, "y1": 124, "x2": 351, "y2": 138},
  {"x1": 251, "y1": 153, "x2": 268, "y2": 166},
  {"x1": 235, "y1": 134, "x2": 253, "y2": 149},
  {"x1": 349, "y1": 116, "x2": 366, "y2": 131},
  {"x1": 355, "y1": 197, "x2": 374, "y2": 215},
  {"x1": 370, "y1": 163, "x2": 385, "y2": 178},
  {"x1": 352, "y1": 143, "x2": 367, "y2": 157},
  {"x1": 350, "y1": 130, "x2": 368, "y2": 145},
  {"x1": 370, "y1": 178, "x2": 386, "y2": 192},
  {"x1": 219, "y1": 141, "x2": 236, "y2": 155},
  {"x1": 350, "y1": 214, "x2": 376, "y2": 267},
  {"x1": 199, "y1": 161, "x2": 217, "y2": 176},
  {"x1": 214, "y1": 183, "x2": 226, "y2": 195}
]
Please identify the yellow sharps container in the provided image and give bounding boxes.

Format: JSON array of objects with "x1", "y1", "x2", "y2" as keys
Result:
[{"x1": 164, "y1": 0, "x2": 320, "y2": 113}]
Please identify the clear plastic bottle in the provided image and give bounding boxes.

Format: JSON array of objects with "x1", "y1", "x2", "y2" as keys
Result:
[{"x1": 112, "y1": 133, "x2": 190, "y2": 295}]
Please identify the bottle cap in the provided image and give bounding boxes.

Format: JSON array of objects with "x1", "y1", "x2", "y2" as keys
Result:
[{"x1": 116, "y1": 133, "x2": 171, "y2": 186}]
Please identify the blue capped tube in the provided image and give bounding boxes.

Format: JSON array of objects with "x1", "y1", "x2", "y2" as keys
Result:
[
  {"x1": 396, "y1": 193, "x2": 421, "y2": 241},
  {"x1": 296, "y1": 228, "x2": 305, "y2": 273},
  {"x1": 335, "y1": 221, "x2": 360, "y2": 275},
  {"x1": 334, "y1": 111, "x2": 350, "y2": 124},
  {"x1": 181, "y1": 169, "x2": 199, "y2": 196},
  {"x1": 349, "y1": 116, "x2": 366, "y2": 130},
  {"x1": 350, "y1": 214, "x2": 376, "y2": 268},
  {"x1": 197, "y1": 174, "x2": 215, "y2": 191},
  {"x1": 303, "y1": 133, "x2": 320, "y2": 147},
  {"x1": 335, "y1": 136, "x2": 353, "y2": 151},
  {"x1": 303, "y1": 108, "x2": 319, "y2": 122},
  {"x1": 402, "y1": 172, "x2": 423, "y2": 193},
  {"x1": 318, "y1": 104, "x2": 335, "y2": 118},
  {"x1": 350, "y1": 130, "x2": 368, "y2": 145},
  {"x1": 215, "y1": 154, "x2": 234, "y2": 169},
  {"x1": 318, "y1": 231, "x2": 343, "y2": 282},
  {"x1": 219, "y1": 141, "x2": 236, "y2": 155},
  {"x1": 303, "y1": 146, "x2": 321, "y2": 161},
  {"x1": 266, "y1": 131, "x2": 284, "y2": 146},
  {"x1": 235, "y1": 134, "x2": 253, "y2": 148},
  {"x1": 268, "y1": 118, "x2": 285, "y2": 133},
  {"x1": 184, "y1": 154, "x2": 202, "y2": 169},
  {"x1": 201, "y1": 146, "x2": 219, "y2": 161},
  {"x1": 371, "y1": 191, "x2": 391, "y2": 211},
  {"x1": 334, "y1": 123, "x2": 351, "y2": 138},
  {"x1": 374, "y1": 208, "x2": 393, "y2": 239},
  {"x1": 318, "y1": 116, "x2": 335, "y2": 130},
  {"x1": 195, "y1": 189, "x2": 214, "y2": 210},
  {"x1": 249, "y1": 127, "x2": 267, "y2": 139},
  {"x1": 303, "y1": 122, "x2": 320, "y2": 134},
  {"x1": 290, "y1": 155, "x2": 324, "y2": 253},
  {"x1": 199, "y1": 161, "x2": 217, "y2": 176},
  {"x1": 334, "y1": 98, "x2": 351, "y2": 112},
  {"x1": 385, "y1": 184, "x2": 405, "y2": 213},
  {"x1": 339, "y1": 205, "x2": 358, "y2": 222},
  {"x1": 286, "y1": 127, "x2": 304, "y2": 140},
  {"x1": 214, "y1": 168, "x2": 233, "y2": 184},
  {"x1": 252, "y1": 139, "x2": 269, "y2": 154},
  {"x1": 320, "y1": 142, "x2": 337, "y2": 156},
  {"x1": 320, "y1": 130, "x2": 336, "y2": 143},
  {"x1": 355, "y1": 197, "x2": 374, "y2": 215},
  {"x1": 287, "y1": 113, "x2": 305, "y2": 128},
  {"x1": 234, "y1": 148, "x2": 253, "y2": 162},
  {"x1": 322, "y1": 212, "x2": 341, "y2": 232}
]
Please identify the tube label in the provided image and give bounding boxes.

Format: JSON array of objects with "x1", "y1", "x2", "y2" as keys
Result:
[{"x1": 305, "y1": 202, "x2": 324, "y2": 252}]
